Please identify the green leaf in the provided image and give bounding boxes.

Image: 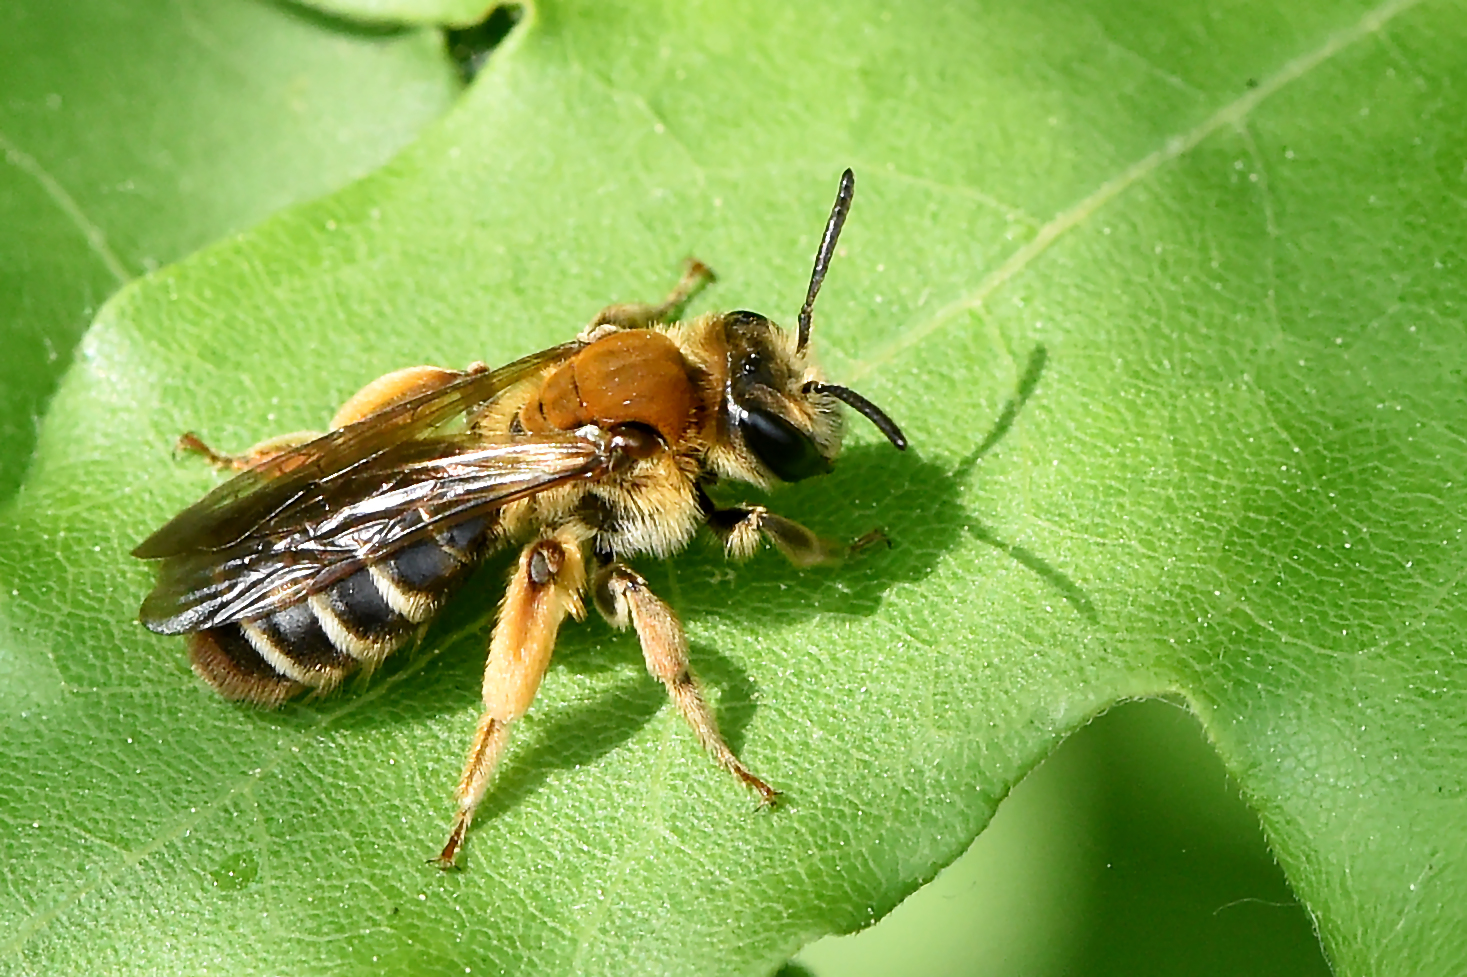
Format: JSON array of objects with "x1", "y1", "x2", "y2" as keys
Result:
[
  {"x1": 794, "y1": 698, "x2": 1335, "y2": 976},
  {"x1": 4, "y1": 0, "x2": 1464, "y2": 974},
  {"x1": 0, "y1": 0, "x2": 459, "y2": 499}
]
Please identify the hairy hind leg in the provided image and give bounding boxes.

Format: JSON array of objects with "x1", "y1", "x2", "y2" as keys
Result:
[
  {"x1": 175, "y1": 430, "x2": 320, "y2": 471},
  {"x1": 434, "y1": 530, "x2": 587, "y2": 869},
  {"x1": 328, "y1": 364, "x2": 482, "y2": 428},
  {"x1": 177, "y1": 364, "x2": 483, "y2": 471}
]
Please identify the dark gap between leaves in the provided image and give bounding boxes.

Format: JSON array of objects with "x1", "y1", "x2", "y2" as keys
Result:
[{"x1": 447, "y1": 5, "x2": 524, "y2": 83}]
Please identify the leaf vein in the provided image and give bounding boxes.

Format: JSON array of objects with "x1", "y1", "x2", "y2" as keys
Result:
[
  {"x1": 848, "y1": 0, "x2": 1428, "y2": 383},
  {"x1": 0, "y1": 129, "x2": 131, "y2": 285}
]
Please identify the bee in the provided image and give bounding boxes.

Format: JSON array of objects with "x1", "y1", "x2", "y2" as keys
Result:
[{"x1": 133, "y1": 169, "x2": 907, "y2": 868}]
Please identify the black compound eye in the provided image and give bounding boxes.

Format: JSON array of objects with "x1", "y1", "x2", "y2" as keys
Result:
[{"x1": 737, "y1": 406, "x2": 830, "y2": 482}]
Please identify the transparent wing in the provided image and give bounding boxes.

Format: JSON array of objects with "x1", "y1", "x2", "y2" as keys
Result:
[
  {"x1": 138, "y1": 435, "x2": 607, "y2": 634},
  {"x1": 133, "y1": 342, "x2": 578, "y2": 561}
]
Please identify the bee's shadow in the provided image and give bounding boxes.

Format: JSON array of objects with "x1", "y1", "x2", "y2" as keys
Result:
[
  {"x1": 317, "y1": 441, "x2": 967, "y2": 734},
  {"x1": 311, "y1": 346, "x2": 1089, "y2": 812}
]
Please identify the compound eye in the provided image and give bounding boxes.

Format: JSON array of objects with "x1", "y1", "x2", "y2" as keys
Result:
[{"x1": 737, "y1": 406, "x2": 830, "y2": 482}]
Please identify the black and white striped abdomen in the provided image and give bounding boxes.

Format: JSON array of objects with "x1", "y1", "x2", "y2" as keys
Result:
[{"x1": 189, "y1": 517, "x2": 491, "y2": 707}]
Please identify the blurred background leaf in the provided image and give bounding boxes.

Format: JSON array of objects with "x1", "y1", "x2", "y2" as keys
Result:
[
  {"x1": 298, "y1": 0, "x2": 500, "y2": 29},
  {"x1": 795, "y1": 699, "x2": 1333, "y2": 977},
  {"x1": 2, "y1": 0, "x2": 1463, "y2": 975},
  {"x1": 0, "y1": 0, "x2": 460, "y2": 499}
]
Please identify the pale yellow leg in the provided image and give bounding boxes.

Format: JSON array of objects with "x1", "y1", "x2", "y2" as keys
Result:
[
  {"x1": 178, "y1": 364, "x2": 478, "y2": 471},
  {"x1": 434, "y1": 530, "x2": 587, "y2": 869},
  {"x1": 580, "y1": 259, "x2": 715, "y2": 341},
  {"x1": 329, "y1": 364, "x2": 475, "y2": 429},
  {"x1": 176, "y1": 430, "x2": 319, "y2": 471},
  {"x1": 592, "y1": 562, "x2": 779, "y2": 804}
]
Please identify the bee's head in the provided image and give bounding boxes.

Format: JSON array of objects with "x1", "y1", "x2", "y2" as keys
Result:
[{"x1": 716, "y1": 170, "x2": 906, "y2": 486}]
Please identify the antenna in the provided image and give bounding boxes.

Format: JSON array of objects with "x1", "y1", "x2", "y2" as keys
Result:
[
  {"x1": 804, "y1": 381, "x2": 908, "y2": 450},
  {"x1": 796, "y1": 168, "x2": 855, "y2": 353}
]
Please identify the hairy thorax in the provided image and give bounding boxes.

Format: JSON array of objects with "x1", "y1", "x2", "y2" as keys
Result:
[
  {"x1": 494, "y1": 329, "x2": 708, "y2": 559},
  {"x1": 520, "y1": 329, "x2": 700, "y2": 442}
]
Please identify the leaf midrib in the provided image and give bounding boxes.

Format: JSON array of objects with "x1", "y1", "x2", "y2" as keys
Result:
[{"x1": 850, "y1": 0, "x2": 1425, "y2": 385}]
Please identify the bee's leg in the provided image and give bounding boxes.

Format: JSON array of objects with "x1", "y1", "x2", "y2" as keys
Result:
[
  {"x1": 581, "y1": 259, "x2": 715, "y2": 339},
  {"x1": 176, "y1": 430, "x2": 319, "y2": 471},
  {"x1": 329, "y1": 363, "x2": 484, "y2": 429},
  {"x1": 434, "y1": 531, "x2": 587, "y2": 869},
  {"x1": 178, "y1": 365, "x2": 485, "y2": 471},
  {"x1": 591, "y1": 561, "x2": 780, "y2": 805},
  {"x1": 706, "y1": 502, "x2": 889, "y2": 568}
]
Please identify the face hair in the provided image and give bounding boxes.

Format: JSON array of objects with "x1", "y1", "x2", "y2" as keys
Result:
[
  {"x1": 804, "y1": 381, "x2": 908, "y2": 450},
  {"x1": 796, "y1": 168, "x2": 856, "y2": 353}
]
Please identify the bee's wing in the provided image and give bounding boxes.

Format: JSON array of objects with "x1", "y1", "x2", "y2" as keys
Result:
[
  {"x1": 132, "y1": 342, "x2": 578, "y2": 560},
  {"x1": 138, "y1": 435, "x2": 607, "y2": 634}
]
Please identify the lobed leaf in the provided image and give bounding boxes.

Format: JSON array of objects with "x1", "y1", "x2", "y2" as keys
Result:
[{"x1": 2, "y1": 0, "x2": 1464, "y2": 974}]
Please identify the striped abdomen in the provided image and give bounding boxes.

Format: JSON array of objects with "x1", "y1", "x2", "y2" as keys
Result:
[{"x1": 189, "y1": 517, "x2": 492, "y2": 707}]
